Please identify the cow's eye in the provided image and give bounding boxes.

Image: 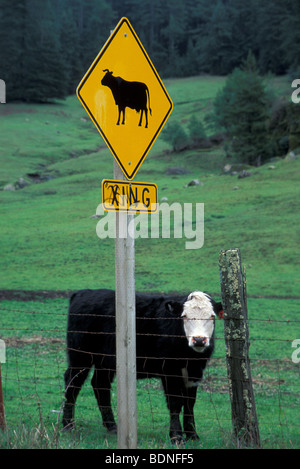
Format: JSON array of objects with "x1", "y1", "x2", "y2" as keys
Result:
[{"x1": 181, "y1": 313, "x2": 187, "y2": 318}]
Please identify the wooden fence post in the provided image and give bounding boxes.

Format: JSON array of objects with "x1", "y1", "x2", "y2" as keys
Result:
[
  {"x1": 0, "y1": 364, "x2": 5, "y2": 432},
  {"x1": 219, "y1": 248, "x2": 260, "y2": 448},
  {"x1": 0, "y1": 340, "x2": 5, "y2": 431}
]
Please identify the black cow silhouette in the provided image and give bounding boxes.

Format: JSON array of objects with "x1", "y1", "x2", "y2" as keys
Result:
[{"x1": 101, "y1": 69, "x2": 152, "y2": 128}]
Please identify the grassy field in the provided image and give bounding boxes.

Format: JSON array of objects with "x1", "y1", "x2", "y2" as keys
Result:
[{"x1": 0, "y1": 75, "x2": 299, "y2": 449}]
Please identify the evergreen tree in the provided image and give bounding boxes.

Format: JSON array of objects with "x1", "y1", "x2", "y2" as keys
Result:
[
  {"x1": 0, "y1": 0, "x2": 67, "y2": 101},
  {"x1": 199, "y1": 0, "x2": 237, "y2": 75},
  {"x1": 281, "y1": 0, "x2": 300, "y2": 73},
  {"x1": 255, "y1": 0, "x2": 288, "y2": 74},
  {"x1": 0, "y1": 0, "x2": 27, "y2": 101},
  {"x1": 213, "y1": 52, "x2": 271, "y2": 165},
  {"x1": 159, "y1": 0, "x2": 189, "y2": 76},
  {"x1": 22, "y1": 0, "x2": 68, "y2": 102},
  {"x1": 123, "y1": 0, "x2": 168, "y2": 70},
  {"x1": 162, "y1": 121, "x2": 189, "y2": 152},
  {"x1": 60, "y1": 6, "x2": 82, "y2": 95},
  {"x1": 188, "y1": 115, "x2": 208, "y2": 147},
  {"x1": 78, "y1": 0, "x2": 114, "y2": 71}
]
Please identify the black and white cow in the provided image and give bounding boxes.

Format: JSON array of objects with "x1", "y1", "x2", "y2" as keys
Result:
[{"x1": 62, "y1": 289, "x2": 222, "y2": 444}]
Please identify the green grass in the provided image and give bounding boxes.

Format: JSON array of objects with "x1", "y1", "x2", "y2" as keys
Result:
[
  {"x1": 0, "y1": 74, "x2": 299, "y2": 449},
  {"x1": 1, "y1": 151, "x2": 299, "y2": 296},
  {"x1": 0, "y1": 97, "x2": 104, "y2": 186}
]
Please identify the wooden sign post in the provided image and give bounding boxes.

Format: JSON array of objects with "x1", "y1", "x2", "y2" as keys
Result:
[{"x1": 114, "y1": 161, "x2": 137, "y2": 449}]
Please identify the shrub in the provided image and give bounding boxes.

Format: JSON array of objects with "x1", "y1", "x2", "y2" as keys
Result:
[{"x1": 161, "y1": 122, "x2": 189, "y2": 152}]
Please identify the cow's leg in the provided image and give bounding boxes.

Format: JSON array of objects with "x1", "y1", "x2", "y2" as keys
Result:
[
  {"x1": 117, "y1": 107, "x2": 126, "y2": 125},
  {"x1": 117, "y1": 107, "x2": 121, "y2": 125},
  {"x1": 183, "y1": 386, "x2": 200, "y2": 440},
  {"x1": 91, "y1": 367, "x2": 117, "y2": 434},
  {"x1": 162, "y1": 376, "x2": 184, "y2": 444},
  {"x1": 138, "y1": 109, "x2": 148, "y2": 128},
  {"x1": 62, "y1": 365, "x2": 91, "y2": 430},
  {"x1": 138, "y1": 110, "x2": 143, "y2": 127}
]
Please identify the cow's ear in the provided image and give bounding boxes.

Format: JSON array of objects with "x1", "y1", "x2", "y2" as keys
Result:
[
  {"x1": 165, "y1": 301, "x2": 182, "y2": 316},
  {"x1": 214, "y1": 302, "x2": 223, "y2": 319}
]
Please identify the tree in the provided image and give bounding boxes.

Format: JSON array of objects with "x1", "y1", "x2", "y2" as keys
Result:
[
  {"x1": 198, "y1": 0, "x2": 238, "y2": 75},
  {"x1": 161, "y1": 121, "x2": 189, "y2": 152},
  {"x1": 188, "y1": 115, "x2": 208, "y2": 147},
  {"x1": 280, "y1": 0, "x2": 300, "y2": 73},
  {"x1": 77, "y1": 0, "x2": 114, "y2": 71},
  {"x1": 60, "y1": 7, "x2": 83, "y2": 96},
  {"x1": 255, "y1": 0, "x2": 288, "y2": 75},
  {"x1": 22, "y1": 0, "x2": 68, "y2": 102},
  {"x1": 213, "y1": 52, "x2": 271, "y2": 165},
  {"x1": 0, "y1": 0, "x2": 27, "y2": 101},
  {"x1": 0, "y1": 0, "x2": 67, "y2": 102}
]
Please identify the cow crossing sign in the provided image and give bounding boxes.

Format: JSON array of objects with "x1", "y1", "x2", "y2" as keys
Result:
[{"x1": 77, "y1": 17, "x2": 173, "y2": 180}]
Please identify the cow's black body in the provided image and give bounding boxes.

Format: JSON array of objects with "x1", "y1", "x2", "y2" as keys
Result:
[
  {"x1": 101, "y1": 70, "x2": 151, "y2": 127},
  {"x1": 62, "y1": 289, "x2": 218, "y2": 443}
]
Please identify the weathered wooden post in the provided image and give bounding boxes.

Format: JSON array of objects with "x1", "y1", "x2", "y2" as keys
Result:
[
  {"x1": 0, "y1": 340, "x2": 6, "y2": 431},
  {"x1": 219, "y1": 248, "x2": 260, "y2": 448},
  {"x1": 114, "y1": 161, "x2": 137, "y2": 449}
]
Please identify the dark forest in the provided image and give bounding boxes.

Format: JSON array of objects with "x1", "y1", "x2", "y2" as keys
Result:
[{"x1": 0, "y1": 0, "x2": 299, "y2": 101}]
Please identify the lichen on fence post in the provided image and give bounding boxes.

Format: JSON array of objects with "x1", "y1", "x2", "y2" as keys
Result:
[{"x1": 219, "y1": 248, "x2": 260, "y2": 448}]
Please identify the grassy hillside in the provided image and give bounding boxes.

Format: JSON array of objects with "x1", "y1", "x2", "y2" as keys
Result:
[
  {"x1": 0, "y1": 75, "x2": 299, "y2": 449},
  {"x1": 0, "y1": 75, "x2": 298, "y2": 297}
]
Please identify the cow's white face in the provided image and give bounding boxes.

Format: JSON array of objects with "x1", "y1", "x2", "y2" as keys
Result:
[{"x1": 182, "y1": 292, "x2": 216, "y2": 352}]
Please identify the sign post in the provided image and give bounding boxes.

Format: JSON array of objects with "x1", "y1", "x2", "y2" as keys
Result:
[
  {"x1": 76, "y1": 17, "x2": 173, "y2": 448},
  {"x1": 114, "y1": 161, "x2": 137, "y2": 449}
]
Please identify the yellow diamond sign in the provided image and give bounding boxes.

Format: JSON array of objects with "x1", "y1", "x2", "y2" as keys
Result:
[{"x1": 77, "y1": 17, "x2": 173, "y2": 180}]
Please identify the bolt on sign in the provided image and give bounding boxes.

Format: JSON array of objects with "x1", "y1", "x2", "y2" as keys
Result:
[
  {"x1": 77, "y1": 17, "x2": 173, "y2": 180},
  {"x1": 102, "y1": 179, "x2": 158, "y2": 213}
]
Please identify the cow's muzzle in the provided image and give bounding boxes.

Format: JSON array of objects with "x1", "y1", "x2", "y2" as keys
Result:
[{"x1": 191, "y1": 336, "x2": 208, "y2": 348}]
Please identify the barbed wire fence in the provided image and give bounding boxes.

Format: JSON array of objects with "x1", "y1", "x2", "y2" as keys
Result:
[
  {"x1": 0, "y1": 310, "x2": 299, "y2": 448},
  {"x1": 0, "y1": 267, "x2": 299, "y2": 448}
]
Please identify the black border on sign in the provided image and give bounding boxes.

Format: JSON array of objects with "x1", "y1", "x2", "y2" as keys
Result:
[
  {"x1": 77, "y1": 17, "x2": 173, "y2": 180},
  {"x1": 102, "y1": 179, "x2": 158, "y2": 213}
]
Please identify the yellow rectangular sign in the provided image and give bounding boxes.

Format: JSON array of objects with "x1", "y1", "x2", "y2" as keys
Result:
[{"x1": 102, "y1": 179, "x2": 158, "y2": 213}]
